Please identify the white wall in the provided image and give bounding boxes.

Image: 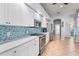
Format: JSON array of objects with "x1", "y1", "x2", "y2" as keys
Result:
[{"x1": 52, "y1": 14, "x2": 75, "y2": 40}]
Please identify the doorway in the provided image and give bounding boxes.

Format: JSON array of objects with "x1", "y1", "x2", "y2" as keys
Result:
[
  {"x1": 55, "y1": 24, "x2": 60, "y2": 35},
  {"x1": 53, "y1": 19, "x2": 61, "y2": 40}
]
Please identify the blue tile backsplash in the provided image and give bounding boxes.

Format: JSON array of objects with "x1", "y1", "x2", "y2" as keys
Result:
[{"x1": 0, "y1": 25, "x2": 43, "y2": 44}]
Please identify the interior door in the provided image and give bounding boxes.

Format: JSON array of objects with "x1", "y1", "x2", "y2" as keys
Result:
[{"x1": 55, "y1": 24, "x2": 60, "y2": 35}]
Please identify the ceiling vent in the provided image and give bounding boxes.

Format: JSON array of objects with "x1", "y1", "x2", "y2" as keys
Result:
[
  {"x1": 52, "y1": 3, "x2": 69, "y2": 5},
  {"x1": 64, "y1": 3, "x2": 69, "y2": 5},
  {"x1": 52, "y1": 3, "x2": 57, "y2": 5}
]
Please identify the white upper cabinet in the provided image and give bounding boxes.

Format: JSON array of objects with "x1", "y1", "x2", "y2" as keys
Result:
[
  {"x1": 0, "y1": 4, "x2": 11, "y2": 25},
  {"x1": 41, "y1": 17, "x2": 47, "y2": 27},
  {"x1": 7, "y1": 3, "x2": 35, "y2": 26},
  {"x1": 21, "y1": 4, "x2": 35, "y2": 26},
  {"x1": 0, "y1": 3, "x2": 50, "y2": 26},
  {"x1": 6, "y1": 4, "x2": 22, "y2": 25},
  {"x1": 0, "y1": 3, "x2": 35, "y2": 26},
  {"x1": 27, "y1": 3, "x2": 50, "y2": 27},
  {"x1": 27, "y1": 3, "x2": 50, "y2": 18}
]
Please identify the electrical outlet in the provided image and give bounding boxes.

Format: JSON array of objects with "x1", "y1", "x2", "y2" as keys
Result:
[
  {"x1": 6, "y1": 32, "x2": 11, "y2": 37},
  {"x1": 26, "y1": 30, "x2": 29, "y2": 34},
  {"x1": 5, "y1": 22, "x2": 10, "y2": 24}
]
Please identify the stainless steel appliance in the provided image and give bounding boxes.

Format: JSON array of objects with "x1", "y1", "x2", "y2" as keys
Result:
[
  {"x1": 42, "y1": 28, "x2": 47, "y2": 33},
  {"x1": 30, "y1": 33, "x2": 46, "y2": 55},
  {"x1": 39, "y1": 34, "x2": 46, "y2": 55},
  {"x1": 34, "y1": 19, "x2": 41, "y2": 27}
]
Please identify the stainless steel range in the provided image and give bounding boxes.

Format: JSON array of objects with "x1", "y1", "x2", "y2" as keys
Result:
[
  {"x1": 30, "y1": 33, "x2": 46, "y2": 55},
  {"x1": 39, "y1": 34, "x2": 46, "y2": 55}
]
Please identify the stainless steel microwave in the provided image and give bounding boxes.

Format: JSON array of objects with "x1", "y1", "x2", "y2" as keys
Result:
[
  {"x1": 42, "y1": 28, "x2": 47, "y2": 32},
  {"x1": 34, "y1": 19, "x2": 41, "y2": 27}
]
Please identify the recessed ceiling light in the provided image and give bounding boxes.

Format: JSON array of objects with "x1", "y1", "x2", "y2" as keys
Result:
[{"x1": 60, "y1": 5, "x2": 64, "y2": 8}]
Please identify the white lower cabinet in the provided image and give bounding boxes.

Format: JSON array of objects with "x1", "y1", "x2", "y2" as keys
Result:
[
  {"x1": 45, "y1": 32, "x2": 50, "y2": 44},
  {"x1": 14, "y1": 42, "x2": 30, "y2": 56},
  {"x1": 33, "y1": 37, "x2": 39, "y2": 56},
  {"x1": 0, "y1": 42, "x2": 29, "y2": 56},
  {"x1": 28, "y1": 37, "x2": 39, "y2": 56},
  {"x1": 0, "y1": 37, "x2": 39, "y2": 56},
  {"x1": 0, "y1": 48, "x2": 15, "y2": 56}
]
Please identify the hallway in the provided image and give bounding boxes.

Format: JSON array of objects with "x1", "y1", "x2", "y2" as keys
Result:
[{"x1": 42, "y1": 36, "x2": 79, "y2": 56}]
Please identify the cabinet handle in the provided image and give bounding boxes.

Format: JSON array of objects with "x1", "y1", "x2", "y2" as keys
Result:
[{"x1": 14, "y1": 51, "x2": 16, "y2": 53}]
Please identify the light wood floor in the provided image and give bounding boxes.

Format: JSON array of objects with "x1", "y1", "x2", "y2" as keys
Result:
[{"x1": 42, "y1": 36, "x2": 79, "y2": 56}]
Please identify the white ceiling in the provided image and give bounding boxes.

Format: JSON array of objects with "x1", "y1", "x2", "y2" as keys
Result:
[{"x1": 41, "y1": 3, "x2": 79, "y2": 17}]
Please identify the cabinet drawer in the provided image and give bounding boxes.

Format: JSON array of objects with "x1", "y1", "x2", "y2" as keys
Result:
[
  {"x1": 0, "y1": 48, "x2": 16, "y2": 56},
  {"x1": 0, "y1": 37, "x2": 39, "y2": 56}
]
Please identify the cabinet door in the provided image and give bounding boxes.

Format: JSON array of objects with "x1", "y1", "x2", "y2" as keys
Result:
[
  {"x1": 0, "y1": 3, "x2": 34, "y2": 26},
  {"x1": 5, "y1": 4, "x2": 23, "y2": 26},
  {"x1": 0, "y1": 4, "x2": 12, "y2": 25},
  {"x1": 33, "y1": 37, "x2": 39, "y2": 55},
  {"x1": 19, "y1": 4, "x2": 35, "y2": 26},
  {"x1": 0, "y1": 48, "x2": 15, "y2": 56},
  {"x1": 0, "y1": 38, "x2": 39, "y2": 56},
  {"x1": 28, "y1": 40, "x2": 35, "y2": 56},
  {"x1": 27, "y1": 37, "x2": 39, "y2": 56},
  {"x1": 14, "y1": 41, "x2": 33, "y2": 56},
  {"x1": 15, "y1": 37, "x2": 39, "y2": 56},
  {"x1": 41, "y1": 17, "x2": 47, "y2": 27},
  {"x1": 46, "y1": 32, "x2": 49, "y2": 44},
  {"x1": 0, "y1": 4, "x2": 35, "y2": 26},
  {"x1": 0, "y1": 40, "x2": 34, "y2": 56}
]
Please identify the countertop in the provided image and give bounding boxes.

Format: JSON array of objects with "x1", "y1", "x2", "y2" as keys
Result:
[
  {"x1": 0, "y1": 36, "x2": 38, "y2": 53},
  {"x1": 0, "y1": 32, "x2": 48, "y2": 54}
]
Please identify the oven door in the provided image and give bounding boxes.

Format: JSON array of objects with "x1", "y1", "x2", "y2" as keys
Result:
[{"x1": 39, "y1": 35, "x2": 46, "y2": 54}]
